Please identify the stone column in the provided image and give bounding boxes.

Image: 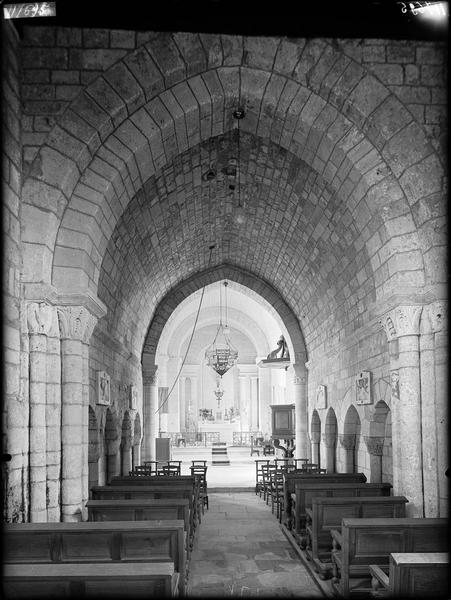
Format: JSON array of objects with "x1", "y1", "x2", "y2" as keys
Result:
[
  {"x1": 142, "y1": 368, "x2": 158, "y2": 462},
  {"x1": 293, "y1": 363, "x2": 308, "y2": 459},
  {"x1": 121, "y1": 440, "x2": 132, "y2": 475},
  {"x1": 26, "y1": 302, "x2": 54, "y2": 522},
  {"x1": 380, "y1": 305, "x2": 424, "y2": 516},
  {"x1": 45, "y1": 308, "x2": 62, "y2": 522},
  {"x1": 57, "y1": 306, "x2": 97, "y2": 522},
  {"x1": 420, "y1": 301, "x2": 447, "y2": 516},
  {"x1": 322, "y1": 433, "x2": 336, "y2": 473},
  {"x1": 311, "y1": 431, "x2": 320, "y2": 466},
  {"x1": 239, "y1": 375, "x2": 249, "y2": 431},
  {"x1": 250, "y1": 376, "x2": 258, "y2": 431},
  {"x1": 364, "y1": 436, "x2": 384, "y2": 482},
  {"x1": 339, "y1": 434, "x2": 356, "y2": 473}
]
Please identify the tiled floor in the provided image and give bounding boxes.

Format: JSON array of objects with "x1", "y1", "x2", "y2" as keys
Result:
[{"x1": 188, "y1": 492, "x2": 325, "y2": 598}]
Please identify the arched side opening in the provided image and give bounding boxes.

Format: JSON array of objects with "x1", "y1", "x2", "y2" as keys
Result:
[
  {"x1": 120, "y1": 412, "x2": 133, "y2": 475},
  {"x1": 366, "y1": 400, "x2": 392, "y2": 483},
  {"x1": 340, "y1": 405, "x2": 361, "y2": 474},
  {"x1": 310, "y1": 410, "x2": 321, "y2": 468},
  {"x1": 323, "y1": 408, "x2": 338, "y2": 473},
  {"x1": 88, "y1": 407, "x2": 100, "y2": 495}
]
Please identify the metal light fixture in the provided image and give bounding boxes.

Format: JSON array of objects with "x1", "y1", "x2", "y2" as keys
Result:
[{"x1": 205, "y1": 281, "x2": 238, "y2": 377}]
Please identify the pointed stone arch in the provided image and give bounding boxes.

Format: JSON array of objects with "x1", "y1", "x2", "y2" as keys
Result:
[
  {"x1": 142, "y1": 263, "x2": 307, "y2": 370},
  {"x1": 365, "y1": 400, "x2": 392, "y2": 483},
  {"x1": 19, "y1": 34, "x2": 443, "y2": 314}
]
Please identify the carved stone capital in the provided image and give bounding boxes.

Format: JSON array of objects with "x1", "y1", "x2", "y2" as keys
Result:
[
  {"x1": 26, "y1": 302, "x2": 55, "y2": 336},
  {"x1": 380, "y1": 305, "x2": 423, "y2": 340},
  {"x1": 143, "y1": 367, "x2": 158, "y2": 386},
  {"x1": 322, "y1": 433, "x2": 336, "y2": 448},
  {"x1": 339, "y1": 433, "x2": 356, "y2": 450},
  {"x1": 364, "y1": 436, "x2": 385, "y2": 456},
  {"x1": 57, "y1": 305, "x2": 98, "y2": 343}
]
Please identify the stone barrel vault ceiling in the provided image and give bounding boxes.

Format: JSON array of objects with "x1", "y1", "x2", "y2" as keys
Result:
[{"x1": 19, "y1": 34, "x2": 446, "y2": 359}]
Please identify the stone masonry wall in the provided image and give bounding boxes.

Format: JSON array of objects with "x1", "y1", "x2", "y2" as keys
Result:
[
  {"x1": 19, "y1": 29, "x2": 447, "y2": 173},
  {"x1": 2, "y1": 21, "x2": 27, "y2": 522}
]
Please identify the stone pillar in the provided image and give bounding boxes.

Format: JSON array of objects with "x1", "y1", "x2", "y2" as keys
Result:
[
  {"x1": 121, "y1": 441, "x2": 132, "y2": 475},
  {"x1": 57, "y1": 306, "x2": 97, "y2": 522},
  {"x1": 142, "y1": 368, "x2": 158, "y2": 462},
  {"x1": 250, "y1": 376, "x2": 258, "y2": 431},
  {"x1": 339, "y1": 434, "x2": 356, "y2": 474},
  {"x1": 293, "y1": 363, "x2": 308, "y2": 459},
  {"x1": 239, "y1": 375, "x2": 249, "y2": 431},
  {"x1": 420, "y1": 301, "x2": 447, "y2": 516},
  {"x1": 322, "y1": 434, "x2": 336, "y2": 473},
  {"x1": 26, "y1": 302, "x2": 54, "y2": 522},
  {"x1": 364, "y1": 436, "x2": 384, "y2": 482},
  {"x1": 311, "y1": 431, "x2": 320, "y2": 466},
  {"x1": 45, "y1": 309, "x2": 62, "y2": 522},
  {"x1": 380, "y1": 305, "x2": 424, "y2": 516}
]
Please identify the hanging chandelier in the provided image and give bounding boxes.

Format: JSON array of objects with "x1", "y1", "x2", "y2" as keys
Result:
[{"x1": 205, "y1": 281, "x2": 238, "y2": 377}]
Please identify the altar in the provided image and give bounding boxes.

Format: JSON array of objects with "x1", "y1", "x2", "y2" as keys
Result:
[{"x1": 198, "y1": 422, "x2": 237, "y2": 445}]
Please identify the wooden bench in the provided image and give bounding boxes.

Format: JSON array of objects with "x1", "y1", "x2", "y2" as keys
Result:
[
  {"x1": 90, "y1": 485, "x2": 197, "y2": 546},
  {"x1": 3, "y1": 562, "x2": 178, "y2": 598},
  {"x1": 292, "y1": 481, "x2": 393, "y2": 536},
  {"x1": 3, "y1": 520, "x2": 186, "y2": 595},
  {"x1": 370, "y1": 552, "x2": 449, "y2": 598},
  {"x1": 283, "y1": 472, "x2": 367, "y2": 530},
  {"x1": 331, "y1": 517, "x2": 449, "y2": 597},
  {"x1": 86, "y1": 498, "x2": 190, "y2": 532},
  {"x1": 109, "y1": 475, "x2": 201, "y2": 522},
  {"x1": 304, "y1": 496, "x2": 408, "y2": 579}
]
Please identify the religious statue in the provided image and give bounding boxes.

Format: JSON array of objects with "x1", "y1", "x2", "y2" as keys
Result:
[{"x1": 267, "y1": 335, "x2": 290, "y2": 360}]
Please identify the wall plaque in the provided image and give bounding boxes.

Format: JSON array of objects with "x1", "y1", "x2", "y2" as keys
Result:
[
  {"x1": 316, "y1": 384, "x2": 327, "y2": 409},
  {"x1": 355, "y1": 371, "x2": 372, "y2": 405},
  {"x1": 97, "y1": 371, "x2": 110, "y2": 406},
  {"x1": 129, "y1": 384, "x2": 138, "y2": 410}
]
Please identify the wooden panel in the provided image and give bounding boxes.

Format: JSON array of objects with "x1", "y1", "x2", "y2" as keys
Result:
[{"x1": 3, "y1": 562, "x2": 177, "y2": 598}]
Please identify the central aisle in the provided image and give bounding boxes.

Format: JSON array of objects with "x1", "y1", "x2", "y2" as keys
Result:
[{"x1": 188, "y1": 492, "x2": 325, "y2": 598}]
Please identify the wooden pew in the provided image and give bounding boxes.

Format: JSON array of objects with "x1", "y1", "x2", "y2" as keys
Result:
[
  {"x1": 3, "y1": 562, "x2": 178, "y2": 598},
  {"x1": 87, "y1": 498, "x2": 190, "y2": 532},
  {"x1": 109, "y1": 474, "x2": 201, "y2": 523},
  {"x1": 304, "y1": 496, "x2": 408, "y2": 579},
  {"x1": 369, "y1": 552, "x2": 449, "y2": 598},
  {"x1": 330, "y1": 517, "x2": 449, "y2": 597},
  {"x1": 292, "y1": 481, "x2": 393, "y2": 536},
  {"x1": 283, "y1": 472, "x2": 367, "y2": 530},
  {"x1": 91, "y1": 485, "x2": 197, "y2": 546},
  {"x1": 3, "y1": 520, "x2": 186, "y2": 595}
]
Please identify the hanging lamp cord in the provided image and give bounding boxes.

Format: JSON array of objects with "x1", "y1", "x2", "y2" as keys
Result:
[{"x1": 155, "y1": 246, "x2": 214, "y2": 414}]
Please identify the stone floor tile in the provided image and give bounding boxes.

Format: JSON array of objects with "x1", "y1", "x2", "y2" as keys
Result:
[{"x1": 188, "y1": 491, "x2": 326, "y2": 598}]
